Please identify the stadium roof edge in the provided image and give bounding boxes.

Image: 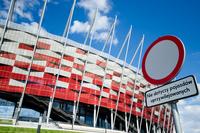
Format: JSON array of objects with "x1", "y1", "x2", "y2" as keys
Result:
[{"x1": 0, "y1": 19, "x2": 143, "y2": 77}]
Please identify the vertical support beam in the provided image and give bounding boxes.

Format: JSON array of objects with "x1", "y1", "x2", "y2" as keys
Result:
[
  {"x1": 14, "y1": 0, "x2": 48, "y2": 125},
  {"x1": 171, "y1": 102, "x2": 182, "y2": 133},
  {"x1": 72, "y1": 75, "x2": 78, "y2": 129},
  {"x1": 167, "y1": 108, "x2": 172, "y2": 133},
  {"x1": 111, "y1": 109, "x2": 114, "y2": 129},
  {"x1": 157, "y1": 105, "x2": 163, "y2": 130},
  {"x1": 125, "y1": 112, "x2": 128, "y2": 132},
  {"x1": 148, "y1": 107, "x2": 154, "y2": 132},
  {"x1": 63, "y1": 0, "x2": 76, "y2": 39},
  {"x1": 139, "y1": 85, "x2": 148, "y2": 131},
  {"x1": 72, "y1": 100, "x2": 76, "y2": 128},
  {"x1": 73, "y1": 8, "x2": 98, "y2": 127},
  {"x1": 136, "y1": 116, "x2": 140, "y2": 133},
  {"x1": 46, "y1": 0, "x2": 76, "y2": 124},
  {"x1": 94, "y1": 16, "x2": 117, "y2": 127},
  {"x1": 170, "y1": 119, "x2": 174, "y2": 133},
  {"x1": 162, "y1": 105, "x2": 168, "y2": 133},
  {"x1": 0, "y1": 0, "x2": 16, "y2": 51},
  {"x1": 83, "y1": 8, "x2": 98, "y2": 46},
  {"x1": 113, "y1": 26, "x2": 132, "y2": 130},
  {"x1": 145, "y1": 119, "x2": 149, "y2": 133},
  {"x1": 93, "y1": 105, "x2": 96, "y2": 127},
  {"x1": 153, "y1": 124, "x2": 156, "y2": 133},
  {"x1": 127, "y1": 36, "x2": 144, "y2": 131}
]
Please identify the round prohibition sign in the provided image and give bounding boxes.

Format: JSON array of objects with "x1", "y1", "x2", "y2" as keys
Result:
[{"x1": 142, "y1": 35, "x2": 185, "y2": 85}]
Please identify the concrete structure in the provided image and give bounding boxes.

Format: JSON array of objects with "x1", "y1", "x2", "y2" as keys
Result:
[{"x1": 0, "y1": 0, "x2": 173, "y2": 132}]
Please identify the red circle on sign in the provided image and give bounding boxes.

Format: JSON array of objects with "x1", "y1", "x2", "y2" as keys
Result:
[{"x1": 142, "y1": 35, "x2": 185, "y2": 85}]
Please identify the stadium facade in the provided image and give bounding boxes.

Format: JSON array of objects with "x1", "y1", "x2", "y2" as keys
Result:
[{"x1": 0, "y1": 0, "x2": 173, "y2": 133}]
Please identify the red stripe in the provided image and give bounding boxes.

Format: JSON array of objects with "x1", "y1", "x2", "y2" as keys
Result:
[{"x1": 19, "y1": 43, "x2": 34, "y2": 51}]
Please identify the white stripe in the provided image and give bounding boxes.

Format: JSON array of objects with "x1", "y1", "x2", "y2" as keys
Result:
[
  {"x1": 36, "y1": 49, "x2": 61, "y2": 59},
  {"x1": 82, "y1": 83, "x2": 100, "y2": 91},
  {"x1": 112, "y1": 76, "x2": 121, "y2": 83},
  {"x1": 85, "y1": 63, "x2": 105, "y2": 76},
  {"x1": 16, "y1": 55, "x2": 31, "y2": 63},
  {"x1": 33, "y1": 60, "x2": 46, "y2": 66},
  {"x1": 9, "y1": 79, "x2": 25, "y2": 87},
  {"x1": 12, "y1": 67, "x2": 28, "y2": 75},
  {"x1": 101, "y1": 91, "x2": 109, "y2": 98},
  {"x1": 72, "y1": 68, "x2": 82, "y2": 75},
  {"x1": 5, "y1": 30, "x2": 36, "y2": 45},
  {"x1": 30, "y1": 72, "x2": 44, "y2": 77},
  {"x1": 61, "y1": 59, "x2": 73, "y2": 67},
  {"x1": 83, "y1": 76, "x2": 93, "y2": 83},
  {"x1": 0, "y1": 57, "x2": 14, "y2": 66},
  {"x1": 56, "y1": 80, "x2": 69, "y2": 89}
]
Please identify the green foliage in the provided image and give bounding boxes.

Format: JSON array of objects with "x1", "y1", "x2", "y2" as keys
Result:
[{"x1": 0, "y1": 126, "x2": 80, "y2": 133}]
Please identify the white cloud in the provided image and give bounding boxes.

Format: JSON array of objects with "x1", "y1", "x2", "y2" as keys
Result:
[
  {"x1": 78, "y1": 0, "x2": 110, "y2": 13},
  {"x1": 0, "y1": 0, "x2": 40, "y2": 21},
  {"x1": 21, "y1": 22, "x2": 47, "y2": 36},
  {"x1": 178, "y1": 94, "x2": 200, "y2": 133},
  {"x1": 48, "y1": 0, "x2": 59, "y2": 5},
  {"x1": 70, "y1": 0, "x2": 118, "y2": 45},
  {"x1": 71, "y1": 20, "x2": 90, "y2": 33}
]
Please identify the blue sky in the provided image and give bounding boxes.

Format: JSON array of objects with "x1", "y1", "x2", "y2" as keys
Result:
[{"x1": 0, "y1": 0, "x2": 200, "y2": 132}]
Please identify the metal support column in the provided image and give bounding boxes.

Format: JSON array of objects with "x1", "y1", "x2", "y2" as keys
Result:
[
  {"x1": 167, "y1": 108, "x2": 172, "y2": 133},
  {"x1": 145, "y1": 119, "x2": 149, "y2": 133},
  {"x1": 113, "y1": 26, "x2": 132, "y2": 130},
  {"x1": 94, "y1": 16, "x2": 117, "y2": 127},
  {"x1": 125, "y1": 112, "x2": 128, "y2": 132},
  {"x1": 171, "y1": 102, "x2": 182, "y2": 133},
  {"x1": 148, "y1": 107, "x2": 154, "y2": 132},
  {"x1": 0, "y1": 0, "x2": 16, "y2": 51},
  {"x1": 170, "y1": 119, "x2": 174, "y2": 133},
  {"x1": 153, "y1": 124, "x2": 156, "y2": 133},
  {"x1": 46, "y1": 0, "x2": 76, "y2": 124},
  {"x1": 127, "y1": 36, "x2": 144, "y2": 131},
  {"x1": 136, "y1": 116, "x2": 140, "y2": 133},
  {"x1": 111, "y1": 109, "x2": 114, "y2": 129},
  {"x1": 93, "y1": 105, "x2": 96, "y2": 127},
  {"x1": 14, "y1": 0, "x2": 48, "y2": 125},
  {"x1": 73, "y1": 8, "x2": 98, "y2": 128},
  {"x1": 72, "y1": 101, "x2": 76, "y2": 129},
  {"x1": 162, "y1": 106, "x2": 168, "y2": 133}
]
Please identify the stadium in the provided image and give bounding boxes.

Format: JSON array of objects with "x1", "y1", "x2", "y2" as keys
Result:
[{"x1": 0, "y1": 0, "x2": 173, "y2": 133}]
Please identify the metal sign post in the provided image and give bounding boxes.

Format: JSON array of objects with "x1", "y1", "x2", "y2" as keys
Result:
[
  {"x1": 171, "y1": 101, "x2": 182, "y2": 133},
  {"x1": 141, "y1": 35, "x2": 195, "y2": 133}
]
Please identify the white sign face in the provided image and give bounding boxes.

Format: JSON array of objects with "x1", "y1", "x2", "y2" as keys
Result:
[
  {"x1": 142, "y1": 35, "x2": 185, "y2": 85},
  {"x1": 145, "y1": 40, "x2": 179, "y2": 80},
  {"x1": 145, "y1": 75, "x2": 199, "y2": 107}
]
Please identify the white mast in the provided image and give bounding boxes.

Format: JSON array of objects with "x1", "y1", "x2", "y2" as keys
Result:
[
  {"x1": 112, "y1": 26, "x2": 132, "y2": 131},
  {"x1": 72, "y1": 8, "x2": 98, "y2": 128},
  {"x1": 94, "y1": 16, "x2": 117, "y2": 127},
  {"x1": 14, "y1": 0, "x2": 48, "y2": 125},
  {"x1": 46, "y1": 0, "x2": 76, "y2": 124},
  {"x1": 0, "y1": 0, "x2": 16, "y2": 51},
  {"x1": 127, "y1": 35, "x2": 144, "y2": 131}
]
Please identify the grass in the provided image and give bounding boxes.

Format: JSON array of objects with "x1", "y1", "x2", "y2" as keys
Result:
[
  {"x1": 0, "y1": 119, "x2": 13, "y2": 125},
  {"x1": 0, "y1": 126, "x2": 80, "y2": 133}
]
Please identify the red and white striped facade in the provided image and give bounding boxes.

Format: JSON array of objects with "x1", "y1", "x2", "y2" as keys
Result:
[{"x1": 0, "y1": 22, "x2": 173, "y2": 132}]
